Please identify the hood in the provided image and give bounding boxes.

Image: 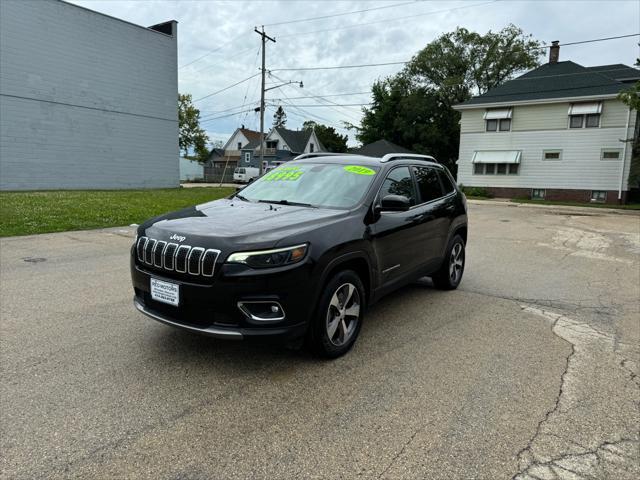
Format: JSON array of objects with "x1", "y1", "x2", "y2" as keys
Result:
[{"x1": 142, "y1": 198, "x2": 347, "y2": 251}]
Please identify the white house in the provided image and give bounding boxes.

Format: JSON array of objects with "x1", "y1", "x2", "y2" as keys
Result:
[{"x1": 453, "y1": 43, "x2": 638, "y2": 204}]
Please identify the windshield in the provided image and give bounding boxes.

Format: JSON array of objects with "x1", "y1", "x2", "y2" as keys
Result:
[{"x1": 238, "y1": 163, "x2": 379, "y2": 209}]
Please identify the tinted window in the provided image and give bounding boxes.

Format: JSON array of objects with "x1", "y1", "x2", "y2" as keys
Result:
[
  {"x1": 379, "y1": 167, "x2": 416, "y2": 206},
  {"x1": 414, "y1": 167, "x2": 443, "y2": 202},
  {"x1": 438, "y1": 170, "x2": 455, "y2": 194}
]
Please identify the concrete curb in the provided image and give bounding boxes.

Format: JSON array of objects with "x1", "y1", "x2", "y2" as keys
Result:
[{"x1": 467, "y1": 199, "x2": 640, "y2": 216}]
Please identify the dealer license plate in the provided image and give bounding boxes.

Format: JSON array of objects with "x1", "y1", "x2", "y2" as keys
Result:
[{"x1": 150, "y1": 278, "x2": 179, "y2": 306}]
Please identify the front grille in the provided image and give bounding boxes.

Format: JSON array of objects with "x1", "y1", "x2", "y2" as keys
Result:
[{"x1": 136, "y1": 236, "x2": 220, "y2": 278}]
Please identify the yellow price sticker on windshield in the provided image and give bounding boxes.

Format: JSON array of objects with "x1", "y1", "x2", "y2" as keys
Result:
[
  {"x1": 264, "y1": 166, "x2": 303, "y2": 181},
  {"x1": 344, "y1": 165, "x2": 376, "y2": 176}
]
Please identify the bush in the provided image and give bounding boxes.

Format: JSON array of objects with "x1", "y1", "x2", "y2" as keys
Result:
[{"x1": 459, "y1": 185, "x2": 493, "y2": 198}]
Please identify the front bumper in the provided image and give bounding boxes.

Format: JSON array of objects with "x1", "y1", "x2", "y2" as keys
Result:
[{"x1": 131, "y1": 256, "x2": 315, "y2": 341}]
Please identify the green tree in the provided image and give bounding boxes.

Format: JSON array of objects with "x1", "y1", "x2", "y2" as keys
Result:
[
  {"x1": 356, "y1": 25, "x2": 542, "y2": 171},
  {"x1": 273, "y1": 105, "x2": 287, "y2": 128},
  {"x1": 179, "y1": 93, "x2": 209, "y2": 162},
  {"x1": 303, "y1": 121, "x2": 348, "y2": 152}
]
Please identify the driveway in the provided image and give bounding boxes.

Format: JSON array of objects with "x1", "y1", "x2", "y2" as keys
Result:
[{"x1": 1, "y1": 203, "x2": 638, "y2": 479}]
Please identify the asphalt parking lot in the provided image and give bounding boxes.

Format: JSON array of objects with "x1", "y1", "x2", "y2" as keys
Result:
[{"x1": 1, "y1": 202, "x2": 638, "y2": 479}]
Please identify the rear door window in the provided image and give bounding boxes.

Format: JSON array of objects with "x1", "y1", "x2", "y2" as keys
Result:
[
  {"x1": 413, "y1": 166, "x2": 444, "y2": 203},
  {"x1": 437, "y1": 169, "x2": 456, "y2": 194},
  {"x1": 379, "y1": 167, "x2": 417, "y2": 206}
]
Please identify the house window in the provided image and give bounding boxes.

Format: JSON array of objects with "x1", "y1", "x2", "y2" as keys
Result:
[
  {"x1": 309, "y1": 143, "x2": 314, "y2": 153},
  {"x1": 585, "y1": 114, "x2": 600, "y2": 128},
  {"x1": 473, "y1": 163, "x2": 519, "y2": 175},
  {"x1": 266, "y1": 140, "x2": 277, "y2": 149},
  {"x1": 569, "y1": 115, "x2": 584, "y2": 128},
  {"x1": 591, "y1": 190, "x2": 607, "y2": 203},
  {"x1": 543, "y1": 150, "x2": 562, "y2": 161},
  {"x1": 237, "y1": 142, "x2": 242, "y2": 150},
  {"x1": 568, "y1": 102, "x2": 602, "y2": 129},
  {"x1": 532, "y1": 189, "x2": 546, "y2": 200},
  {"x1": 485, "y1": 119, "x2": 511, "y2": 132},
  {"x1": 244, "y1": 152, "x2": 251, "y2": 163},
  {"x1": 601, "y1": 149, "x2": 622, "y2": 161},
  {"x1": 484, "y1": 108, "x2": 512, "y2": 132}
]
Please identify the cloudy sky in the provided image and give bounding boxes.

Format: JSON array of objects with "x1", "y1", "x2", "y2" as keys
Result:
[{"x1": 71, "y1": 0, "x2": 639, "y2": 146}]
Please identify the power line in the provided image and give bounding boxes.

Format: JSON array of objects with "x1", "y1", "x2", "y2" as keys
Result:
[
  {"x1": 193, "y1": 73, "x2": 260, "y2": 102},
  {"x1": 179, "y1": 31, "x2": 250, "y2": 69},
  {"x1": 272, "y1": 61, "x2": 407, "y2": 72},
  {"x1": 269, "y1": 91, "x2": 371, "y2": 101},
  {"x1": 555, "y1": 33, "x2": 640, "y2": 48},
  {"x1": 200, "y1": 108, "x2": 256, "y2": 124},
  {"x1": 276, "y1": 1, "x2": 498, "y2": 39},
  {"x1": 264, "y1": 1, "x2": 417, "y2": 27},
  {"x1": 271, "y1": 34, "x2": 640, "y2": 73},
  {"x1": 270, "y1": 72, "x2": 363, "y2": 122},
  {"x1": 268, "y1": 103, "x2": 371, "y2": 108}
]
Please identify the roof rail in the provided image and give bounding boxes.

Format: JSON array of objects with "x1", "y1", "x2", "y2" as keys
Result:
[
  {"x1": 292, "y1": 152, "x2": 353, "y2": 161},
  {"x1": 380, "y1": 153, "x2": 438, "y2": 163}
]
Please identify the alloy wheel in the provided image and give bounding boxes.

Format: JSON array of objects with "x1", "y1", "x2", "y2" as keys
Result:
[
  {"x1": 326, "y1": 283, "x2": 360, "y2": 346},
  {"x1": 449, "y1": 242, "x2": 464, "y2": 284}
]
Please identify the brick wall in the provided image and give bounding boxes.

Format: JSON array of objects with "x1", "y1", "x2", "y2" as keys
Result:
[{"x1": 478, "y1": 187, "x2": 627, "y2": 204}]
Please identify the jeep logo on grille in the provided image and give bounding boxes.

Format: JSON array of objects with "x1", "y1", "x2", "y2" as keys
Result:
[{"x1": 170, "y1": 234, "x2": 186, "y2": 242}]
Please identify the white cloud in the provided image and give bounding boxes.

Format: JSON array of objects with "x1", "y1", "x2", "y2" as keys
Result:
[{"x1": 71, "y1": 0, "x2": 640, "y2": 145}]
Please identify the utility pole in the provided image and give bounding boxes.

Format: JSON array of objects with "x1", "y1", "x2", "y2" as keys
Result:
[{"x1": 255, "y1": 26, "x2": 275, "y2": 176}]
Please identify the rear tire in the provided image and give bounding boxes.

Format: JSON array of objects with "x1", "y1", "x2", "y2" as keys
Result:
[
  {"x1": 432, "y1": 234, "x2": 465, "y2": 290},
  {"x1": 308, "y1": 270, "x2": 365, "y2": 358}
]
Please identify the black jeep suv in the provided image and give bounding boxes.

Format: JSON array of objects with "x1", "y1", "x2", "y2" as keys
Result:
[{"x1": 131, "y1": 153, "x2": 468, "y2": 357}]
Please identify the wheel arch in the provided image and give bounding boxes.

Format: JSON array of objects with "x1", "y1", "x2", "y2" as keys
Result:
[{"x1": 317, "y1": 252, "x2": 373, "y2": 307}]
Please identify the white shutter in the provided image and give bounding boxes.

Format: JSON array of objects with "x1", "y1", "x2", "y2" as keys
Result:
[
  {"x1": 483, "y1": 108, "x2": 512, "y2": 120},
  {"x1": 472, "y1": 151, "x2": 521, "y2": 164},
  {"x1": 568, "y1": 102, "x2": 602, "y2": 115}
]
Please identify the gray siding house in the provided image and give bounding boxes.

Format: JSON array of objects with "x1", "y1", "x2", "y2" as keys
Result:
[
  {"x1": 0, "y1": 0, "x2": 178, "y2": 190},
  {"x1": 454, "y1": 44, "x2": 638, "y2": 204}
]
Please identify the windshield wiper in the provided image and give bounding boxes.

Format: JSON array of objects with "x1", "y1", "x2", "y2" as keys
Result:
[
  {"x1": 258, "y1": 199, "x2": 317, "y2": 208},
  {"x1": 234, "y1": 193, "x2": 250, "y2": 202}
]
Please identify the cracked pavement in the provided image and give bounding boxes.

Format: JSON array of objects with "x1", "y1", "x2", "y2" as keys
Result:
[{"x1": 1, "y1": 203, "x2": 638, "y2": 479}]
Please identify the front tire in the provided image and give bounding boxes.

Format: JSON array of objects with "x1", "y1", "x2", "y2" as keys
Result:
[
  {"x1": 432, "y1": 234, "x2": 465, "y2": 290},
  {"x1": 309, "y1": 270, "x2": 365, "y2": 358}
]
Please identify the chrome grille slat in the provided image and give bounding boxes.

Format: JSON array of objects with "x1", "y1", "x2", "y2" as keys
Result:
[
  {"x1": 175, "y1": 245, "x2": 190, "y2": 273},
  {"x1": 136, "y1": 237, "x2": 147, "y2": 262},
  {"x1": 188, "y1": 247, "x2": 204, "y2": 275},
  {"x1": 164, "y1": 243, "x2": 178, "y2": 271},
  {"x1": 201, "y1": 249, "x2": 220, "y2": 277},
  {"x1": 145, "y1": 239, "x2": 157, "y2": 265},
  {"x1": 153, "y1": 241, "x2": 167, "y2": 268},
  {"x1": 136, "y1": 237, "x2": 219, "y2": 278}
]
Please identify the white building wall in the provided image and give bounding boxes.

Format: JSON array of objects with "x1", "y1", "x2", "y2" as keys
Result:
[
  {"x1": 0, "y1": 0, "x2": 178, "y2": 190},
  {"x1": 457, "y1": 100, "x2": 635, "y2": 192}
]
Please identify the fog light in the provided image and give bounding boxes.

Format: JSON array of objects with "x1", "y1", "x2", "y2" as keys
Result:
[{"x1": 237, "y1": 301, "x2": 285, "y2": 322}]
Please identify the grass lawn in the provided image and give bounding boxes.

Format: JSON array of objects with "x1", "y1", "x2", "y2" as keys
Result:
[
  {"x1": 0, "y1": 187, "x2": 235, "y2": 237},
  {"x1": 510, "y1": 198, "x2": 640, "y2": 210}
]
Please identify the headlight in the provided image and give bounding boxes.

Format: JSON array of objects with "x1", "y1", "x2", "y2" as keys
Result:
[{"x1": 226, "y1": 244, "x2": 308, "y2": 268}]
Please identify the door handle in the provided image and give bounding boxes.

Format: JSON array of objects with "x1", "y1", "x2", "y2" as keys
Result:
[{"x1": 445, "y1": 205, "x2": 455, "y2": 212}]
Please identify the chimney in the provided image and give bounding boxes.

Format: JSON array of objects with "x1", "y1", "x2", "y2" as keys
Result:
[{"x1": 549, "y1": 40, "x2": 560, "y2": 64}]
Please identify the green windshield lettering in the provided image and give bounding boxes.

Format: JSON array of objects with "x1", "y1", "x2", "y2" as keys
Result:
[
  {"x1": 344, "y1": 165, "x2": 376, "y2": 176},
  {"x1": 264, "y1": 166, "x2": 304, "y2": 181}
]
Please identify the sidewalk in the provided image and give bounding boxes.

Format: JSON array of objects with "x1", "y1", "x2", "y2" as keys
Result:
[
  {"x1": 181, "y1": 182, "x2": 237, "y2": 188},
  {"x1": 468, "y1": 198, "x2": 640, "y2": 216}
]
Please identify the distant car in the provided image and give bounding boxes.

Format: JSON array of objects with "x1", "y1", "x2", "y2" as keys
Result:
[
  {"x1": 131, "y1": 153, "x2": 468, "y2": 358},
  {"x1": 233, "y1": 167, "x2": 259, "y2": 183}
]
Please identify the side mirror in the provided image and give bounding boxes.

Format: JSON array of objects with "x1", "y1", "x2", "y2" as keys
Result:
[{"x1": 379, "y1": 194, "x2": 410, "y2": 212}]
